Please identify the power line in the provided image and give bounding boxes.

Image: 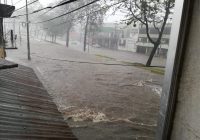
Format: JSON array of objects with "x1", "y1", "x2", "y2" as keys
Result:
[
  {"x1": 8, "y1": 0, "x2": 124, "y2": 31},
  {"x1": 32, "y1": 0, "x2": 124, "y2": 34},
  {"x1": 39, "y1": 0, "x2": 78, "y2": 17},
  {"x1": 14, "y1": 0, "x2": 39, "y2": 12},
  {"x1": 4, "y1": 0, "x2": 39, "y2": 19},
  {"x1": 34, "y1": 0, "x2": 125, "y2": 28},
  {"x1": 14, "y1": 0, "x2": 23, "y2": 5},
  {"x1": 12, "y1": 0, "x2": 79, "y2": 18},
  {"x1": 44, "y1": 8, "x2": 104, "y2": 28},
  {"x1": 12, "y1": 6, "x2": 52, "y2": 18},
  {"x1": 33, "y1": 0, "x2": 100, "y2": 24},
  {"x1": 38, "y1": 2, "x2": 61, "y2": 17},
  {"x1": 53, "y1": 0, "x2": 78, "y2": 8}
]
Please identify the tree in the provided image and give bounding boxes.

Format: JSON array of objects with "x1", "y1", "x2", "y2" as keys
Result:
[
  {"x1": 39, "y1": 0, "x2": 77, "y2": 46},
  {"x1": 39, "y1": 13, "x2": 66, "y2": 42},
  {"x1": 59, "y1": 1, "x2": 77, "y2": 47},
  {"x1": 114, "y1": 0, "x2": 175, "y2": 66},
  {"x1": 77, "y1": 0, "x2": 106, "y2": 52}
]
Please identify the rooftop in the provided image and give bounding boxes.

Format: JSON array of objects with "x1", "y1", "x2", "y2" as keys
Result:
[{"x1": 0, "y1": 59, "x2": 77, "y2": 140}]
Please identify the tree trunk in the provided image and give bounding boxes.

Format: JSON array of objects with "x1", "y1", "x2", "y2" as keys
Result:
[
  {"x1": 53, "y1": 35, "x2": 56, "y2": 43},
  {"x1": 66, "y1": 28, "x2": 70, "y2": 47},
  {"x1": 146, "y1": 43, "x2": 159, "y2": 66},
  {"x1": 41, "y1": 32, "x2": 43, "y2": 40},
  {"x1": 45, "y1": 34, "x2": 47, "y2": 40},
  {"x1": 83, "y1": 16, "x2": 89, "y2": 52}
]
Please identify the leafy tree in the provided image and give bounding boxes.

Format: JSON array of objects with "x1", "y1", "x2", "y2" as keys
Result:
[
  {"x1": 77, "y1": 0, "x2": 106, "y2": 51},
  {"x1": 39, "y1": 13, "x2": 66, "y2": 42},
  {"x1": 114, "y1": 0, "x2": 175, "y2": 66},
  {"x1": 59, "y1": 0, "x2": 78, "y2": 47},
  {"x1": 39, "y1": 0, "x2": 78, "y2": 46}
]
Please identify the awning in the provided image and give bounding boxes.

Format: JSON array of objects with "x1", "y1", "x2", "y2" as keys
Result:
[{"x1": 0, "y1": 4, "x2": 15, "y2": 18}]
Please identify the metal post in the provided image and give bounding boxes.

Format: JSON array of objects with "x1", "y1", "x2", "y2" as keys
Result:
[{"x1": 26, "y1": 0, "x2": 31, "y2": 60}]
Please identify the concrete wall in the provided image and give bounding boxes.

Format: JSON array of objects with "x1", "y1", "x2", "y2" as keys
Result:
[{"x1": 170, "y1": 0, "x2": 200, "y2": 139}]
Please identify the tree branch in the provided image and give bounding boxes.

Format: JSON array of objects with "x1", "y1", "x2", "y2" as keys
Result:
[
  {"x1": 153, "y1": 19, "x2": 160, "y2": 34},
  {"x1": 128, "y1": 2, "x2": 146, "y2": 25},
  {"x1": 142, "y1": 1, "x2": 156, "y2": 44},
  {"x1": 156, "y1": 0, "x2": 171, "y2": 44}
]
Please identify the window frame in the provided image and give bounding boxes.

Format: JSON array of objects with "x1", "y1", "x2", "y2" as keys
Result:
[{"x1": 156, "y1": 0, "x2": 195, "y2": 140}]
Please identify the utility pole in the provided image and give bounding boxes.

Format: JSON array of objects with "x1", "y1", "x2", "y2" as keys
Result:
[
  {"x1": 19, "y1": 23, "x2": 21, "y2": 45},
  {"x1": 26, "y1": 0, "x2": 31, "y2": 60},
  {"x1": 83, "y1": 16, "x2": 89, "y2": 52},
  {"x1": 13, "y1": 18, "x2": 16, "y2": 47}
]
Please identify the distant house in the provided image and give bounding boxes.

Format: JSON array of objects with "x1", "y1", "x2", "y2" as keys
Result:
[
  {"x1": 136, "y1": 24, "x2": 171, "y2": 57},
  {"x1": 96, "y1": 23, "x2": 138, "y2": 52},
  {"x1": 118, "y1": 26, "x2": 138, "y2": 52},
  {"x1": 96, "y1": 25, "x2": 119, "y2": 50}
]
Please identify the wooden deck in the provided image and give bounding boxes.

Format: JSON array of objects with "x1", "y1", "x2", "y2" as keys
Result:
[{"x1": 0, "y1": 60, "x2": 77, "y2": 140}]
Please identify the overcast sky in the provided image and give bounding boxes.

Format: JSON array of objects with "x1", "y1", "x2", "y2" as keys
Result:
[
  {"x1": 39, "y1": 0, "x2": 125, "y2": 23},
  {"x1": 7, "y1": 0, "x2": 125, "y2": 23}
]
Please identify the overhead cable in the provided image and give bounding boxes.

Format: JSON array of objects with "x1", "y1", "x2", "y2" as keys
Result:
[
  {"x1": 39, "y1": 0, "x2": 78, "y2": 16},
  {"x1": 12, "y1": 0, "x2": 79, "y2": 18},
  {"x1": 12, "y1": 6, "x2": 52, "y2": 18},
  {"x1": 33, "y1": 0, "x2": 100, "y2": 24},
  {"x1": 34, "y1": 0, "x2": 125, "y2": 30},
  {"x1": 13, "y1": 0, "x2": 23, "y2": 5},
  {"x1": 14, "y1": 0, "x2": 39, "y2": 12}
]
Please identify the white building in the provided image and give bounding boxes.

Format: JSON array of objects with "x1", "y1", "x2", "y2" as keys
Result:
[
  {"x1": 136, "y1": 24, "x2": 171, "y2": 57},
  {"x1": 97, "y1": 23, "x2": 139, "y2": 52}
]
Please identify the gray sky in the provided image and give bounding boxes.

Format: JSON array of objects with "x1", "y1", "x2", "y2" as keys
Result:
[
  {"x1": 39, "y1": 0, "x2": 55, "y2": 6},
  {"x1": 39, "y1": 0, "x2": 125, "y2": 23},
  {"x1": 10, "y1": 0, "x2": 125, "y2": 23}
]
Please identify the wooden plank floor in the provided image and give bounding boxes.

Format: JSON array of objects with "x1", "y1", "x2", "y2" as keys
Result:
[{"x1": 0, "y1": 63, "x2": 77, "y2": 140}]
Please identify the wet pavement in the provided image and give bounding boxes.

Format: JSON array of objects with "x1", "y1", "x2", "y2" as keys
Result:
[{"x1": 6, "y1": 38, "x2": 164, "y2": 140}]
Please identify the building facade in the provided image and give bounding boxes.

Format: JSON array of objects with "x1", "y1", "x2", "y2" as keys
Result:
[
  {"x1": 96, "y1": 23, "x2": 138, "y2": 52},
  {"x1": 136, "y1": 24, "x2": 171, "y2": 57}
]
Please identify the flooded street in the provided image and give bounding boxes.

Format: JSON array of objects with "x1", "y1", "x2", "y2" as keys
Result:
[{"x1": 7, "y1": 39, "x2": 164, "y2": 139}]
